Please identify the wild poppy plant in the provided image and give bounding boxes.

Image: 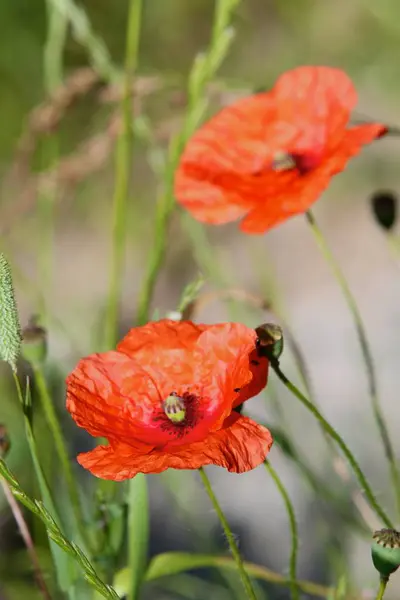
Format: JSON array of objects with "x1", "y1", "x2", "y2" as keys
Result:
[
  {"x1": 174, "y1": 65, "x2": 387, "y2": 233},
  {"x1": 66, "y1": 319, "x2": 272, "y2": 480}
]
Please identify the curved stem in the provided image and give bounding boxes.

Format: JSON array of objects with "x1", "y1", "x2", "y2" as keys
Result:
[
  {"x1": 32, "y1": 366, "x2": 94, "y2": 553},
  {"x1": 198, "y1": 468, "x2": 257, "y2": 600},
  {"x1": 305, "y1": 210, "x2": 400, "y2": 519},
  {"x1": 375, "y1": 577, "x2": 389, "y2": 600},
  {"x1": 263, "y1": 460, "x2": 299, "y2": 600},
  {"x1": 269, "y1": 358, "x2": 393, "y2": 528},
  {"x1": 104, "y1": 0, "x2": 142, "y2": 348}
]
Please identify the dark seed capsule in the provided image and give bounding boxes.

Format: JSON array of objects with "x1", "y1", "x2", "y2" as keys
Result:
[
  {"x1": 255, "y1": 323, "x2": 284, "y2": 360},
  {"x1": 370, "y1": 191, "x2": 397, "y2": 231},
  {"x1": 371, "y1": 528, "x2": 400, "y2": 577}
]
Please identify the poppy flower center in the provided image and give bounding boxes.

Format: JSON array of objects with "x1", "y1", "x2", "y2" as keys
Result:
[
  {"x1": 153, "y1": 391, "x2": 202, "y2": 441},
  {"x1": 272, "y1": 150, "x2": 323, "y2": 175},
  {"x1": 163, "y1": 392, "x2": 186, "y2": 423}
]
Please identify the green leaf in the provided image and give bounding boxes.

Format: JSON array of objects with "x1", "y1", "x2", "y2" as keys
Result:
[
  {"x1": 127, "y1": 474, "x2": 149, "y2": 599},
  {"x1": 0, "y1": 254, "x2": 21, "y2": 372},
  {"x1": 114, "y1": 552, "x2": 332, "y2": 598}
]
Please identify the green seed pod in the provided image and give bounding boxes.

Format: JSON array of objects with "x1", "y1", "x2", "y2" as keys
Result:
[
  {"x1": 0, "y1": 424, "x2": 10, "y2": 458},
  {"x1": 163, "y1": 393, "x2": 186, "y2": 423},
  {"x1": 371, "y1": 529, "x2": 400, "y2": 578},
  {"x1": 0, "y1": 255, "x2": 21, "y2": 372},
  {"x1": 255, "y1": 323, "x2": 284, "y2": 360},
  {"x1": 21, "y1": 317, "x2": 47, "y2": 367}
]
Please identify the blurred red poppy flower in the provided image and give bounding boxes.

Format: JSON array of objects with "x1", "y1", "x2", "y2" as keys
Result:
[
  {"x1": 66, "y1": 320, "x2": 272, "y2": 480},
  {"x1": 175, "y1": 66, "x2": 387, "y2": 233}
]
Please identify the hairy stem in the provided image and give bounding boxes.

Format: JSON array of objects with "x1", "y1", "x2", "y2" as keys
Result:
[
  {"x1": 263, "y1": 460, "x2": 299, "y2": 600},
  {"x1": 269, "y1": 357, "x2": 393, "y2": 528},
  {"x1": 306, "y1": 210, "x2": 400, "y2": 518},
  {"x1": 375, "y1": 577, "x2": 389, "y2": 600}
]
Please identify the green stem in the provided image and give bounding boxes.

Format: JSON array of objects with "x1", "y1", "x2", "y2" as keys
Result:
[
  {"x1": 135, "y1": 0, "x2": 238, "y2": 325},
  {"x1": 375, "y1": 577, "x2": 389, "y2": 600},
  {"x1": 127, "y1": 474, "x2": 148, "y2": 600},
  {"x1": 39, "y1": 2, "x2": 67, "y2": 321},
  {"x1": 44, "y1": 0, "x2": 67, "y2": 92},
  {"x1": 198, "y1": 468, "x2": 257, "y2": 600},
  {"x1": 269, "y1": 357, "x2": 393, "y2": 528},
  {"x1": 32, "y1": 366, "x2": 94, "y2": 553},
  {"x1": 263, "y1": 460, "x2": 299, "y2": 600},
  {"x1": 104, "y1": 0, "x2": 142, "y2": 348},
  {"x1": 306, "y1": 210, "x2": 400, "y2": 519}
]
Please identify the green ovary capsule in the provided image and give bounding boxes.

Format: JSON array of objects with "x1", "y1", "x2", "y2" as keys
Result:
[
  {"x1": 163, "y1": 393, "x2": 186, "y2": 423},
  {"x1": 371, "y1": 528, "x2": 400, "y2": 578}
]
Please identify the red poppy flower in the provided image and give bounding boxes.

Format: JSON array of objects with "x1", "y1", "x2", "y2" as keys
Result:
[
  {"x1": 175, "y1": 66, "x2": 387, "y2": 234},
  {"x1": 66, "y1": 320, "x2": 272, "y2": 480}
]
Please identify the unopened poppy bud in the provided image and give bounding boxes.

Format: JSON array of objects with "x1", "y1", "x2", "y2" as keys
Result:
[
  {"x1": 21, "y1": 317, "x2": 47, "y2": 367},
  {"x1": 255, "y1": 323, "x2": 284, "y2": 361},
  {"x1": 163, "y1": 393, "x2": 186, "y2": 423},
  {"x1": 0, "y1": 424, "x2": 10, "y2": 458},
  {"x1": 370, "y1": 191, "x2": 397, "y2": 231},
  {"x1": 371, "y1": 528, "x2": 400, "y2": 578}
]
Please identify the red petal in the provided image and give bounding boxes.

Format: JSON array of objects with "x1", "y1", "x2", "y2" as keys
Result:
[
  {"x1": 174, "y1": 66, "x2": 381, "y2": 231},
  {"x1": 239, "y1": 167, "x2": 332, "y2": 234},
  {"x1": 272, "y1": 66, "x2": 357, "y2": 150},
  {"x1": 66, "y1": 351, "x2": 142, "y2": 440},
  {"x1": 174, "y1": 93, "x2": 278, "y2": 224},
  {"x1": 327, "y1": 123, "x2": 387, "y2": 169},
  {"x1": 118, "y1": 319, "x2": 206, "y2": 356},
  {"x1": 77, "y1": 413, "x2": 273, "y2": 480},
  {"x1": 194, "y1": 323, "x2": 268, "y2": 410},
  {"x1": 174, "y1": 178, "x2": 249, "y2": 225},
  {"x1": 239, "y1": 122, "x2": 386, "y2": 234},
  {"x1": 66, "y1": 351, "x2": 191, "y2": 446},
  {"x1": 117, "y1": 319, "x2": 207, "y2": 378},
  {"x1": 239, "y1": 201, "x2": 298, "y2": 234}
]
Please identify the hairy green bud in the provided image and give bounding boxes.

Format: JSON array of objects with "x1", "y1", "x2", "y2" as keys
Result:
[{"x1": 0, "y1": 255, "x2": 21, "y2": 372}]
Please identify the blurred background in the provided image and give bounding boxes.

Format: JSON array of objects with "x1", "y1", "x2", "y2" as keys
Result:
[{"x1": 1, "y1": 0, "x2": 400, "y2": 598}]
